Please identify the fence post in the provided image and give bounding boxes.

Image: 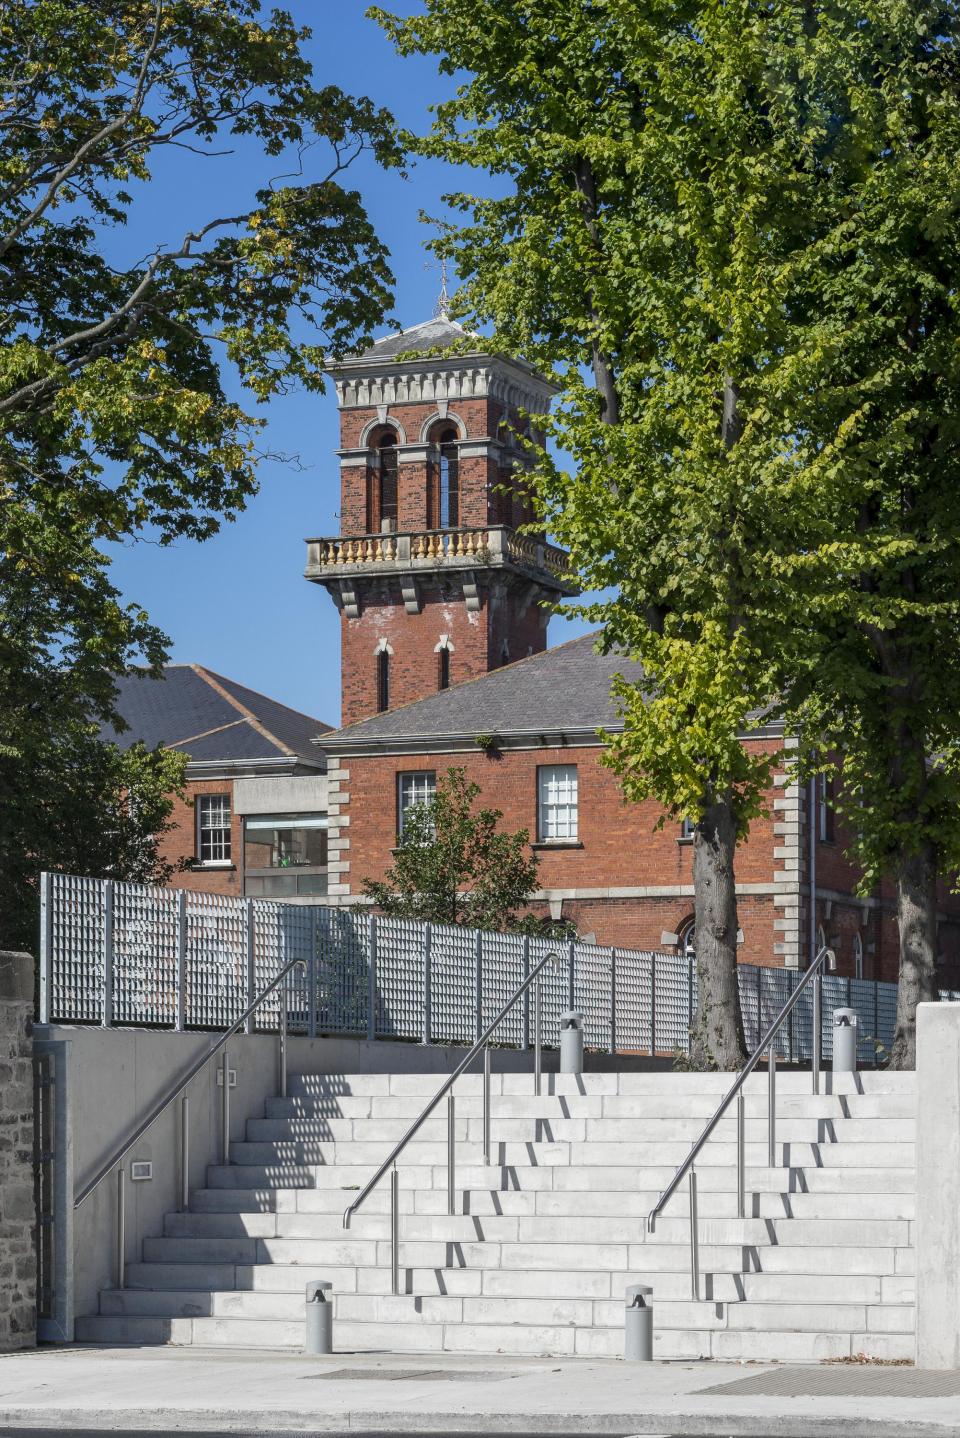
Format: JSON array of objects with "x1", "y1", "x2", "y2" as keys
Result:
[
  {"x1": 687, "y1": 955, "x2": 694, "y2": 1035},
  {"x1": 244, "y1": 899, "x2": 255, "y2": 1034},
  {"x1": 756, "y1": 964, "x2": 762, "y2": 1053},
  {"x1": 650, "y1": 951, "x2": 656, "y2": 1057},
  {"x1": 422, "y1": 923, "x2": 432, "y2": 1045},
  {"x1": 874, "y1": 977, "x2": 879, "y2": 1066},
  {"x1": 308, "y1": 907, "x2": 318, "y2": 1040},
  {"x1": 39, "y1": 871, "x2": 53, "y2": 1024},
  {"x1": 176, "y1": 890, "x2": 187, "y2": 1032},
  {"x1": 522, "y1": 937, "x2": 531, "y2": 1050},
  {"x1": 475, "y1": 931, "x2": 483, "y2": 1042},
  {"x1": 101, "y1": 879, "x2": 114, "y2": 1028},
  {"x1": 568, "y1": 940, "x2": 576, "y2": 1011},
  {"x1": 609, "y1": 948, "x2": 617, "y2": 1056},
  {"x1": 367, "y1": 914, "x2": 378, "y2": 1042}
]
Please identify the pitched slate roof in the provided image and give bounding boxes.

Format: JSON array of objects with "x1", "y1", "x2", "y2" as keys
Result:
[
  {"x1": 103, "y1": 665, "x2": 330, "y2": 768},
  {"x1": 356, "y1": 315, "x2": 473, "y2": 361},
  {"x1": 321, "y1": 633, "x2": 643, "y2": 749}
]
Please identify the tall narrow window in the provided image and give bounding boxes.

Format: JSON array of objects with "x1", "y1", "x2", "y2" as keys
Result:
[
  {"x1": 853, "y1": 931, "x2": 864, "y2": 980},
  {"x1": 376, "y1": 648, "x2": 390, "y2": 712},
  {"x1": 198, "y1": 794, "x2": 231, "y2": 863},
  {"x1": 378, "y1": 436, "x2": 398, "y2": 531},
  {"x1": 428, "y1": 426, "x2": 459, "y2": 528},
  {"x1": 437, "y1": 645, "x2": 450, "y2": 690},
  {"x1": 537, "y1": 764, "x2": 579, "y2": 841}
]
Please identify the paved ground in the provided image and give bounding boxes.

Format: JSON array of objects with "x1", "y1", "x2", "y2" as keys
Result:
[{"x1": 0, "y1": 1347, "x2": 958, "y2": 1437}]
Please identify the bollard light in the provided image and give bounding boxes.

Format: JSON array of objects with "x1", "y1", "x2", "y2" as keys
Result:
[
  {"x1": 305, "y1": 1279, "x2": 333, "y2": 1354},
  {"x1": 625, "y1": 1283, "x2": 654, "y2": 1361}
]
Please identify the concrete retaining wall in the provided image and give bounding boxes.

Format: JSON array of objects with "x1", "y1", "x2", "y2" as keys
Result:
[
  {"x1": 0, "y1": 951, "x2": 36, "y2": 1350},
  {"x1": 916, "y1": 1001, "x2": 960, "y2": 1368}
]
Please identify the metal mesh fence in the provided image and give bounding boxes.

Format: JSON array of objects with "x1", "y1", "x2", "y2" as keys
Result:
[{"x1": 40, "y1": 872, "x2": 913, "y2": 1062}]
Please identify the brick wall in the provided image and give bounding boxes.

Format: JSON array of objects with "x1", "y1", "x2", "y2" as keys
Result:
[
  {"x1": 156, "y1": 778, "x2": 242, "y2": 897},
  {"x1": 0, "y1": 951, "x2": 35, "y2": 1351}
]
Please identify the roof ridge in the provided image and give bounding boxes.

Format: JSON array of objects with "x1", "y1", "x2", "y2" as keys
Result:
[
  {"x1": 325, "y1": 629, "x2": 604, "y2": 740},
  {"x1": 193, "y1": 666, "x2": 297, "y2": 758},
  {"x1": 199, "y1": 666, "x2": 330, "y2": 733}
]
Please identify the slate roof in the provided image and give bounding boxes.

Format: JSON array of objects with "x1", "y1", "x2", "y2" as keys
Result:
[
  {"x1": 356, "y1": 315, "x2": 474, "y2": 361},
  {"x1": 103, "y1": 665, "x2": 330, "y2": 768},
  {"x1": 321, "y1": 633, "x2": 644, "y2": 749}
]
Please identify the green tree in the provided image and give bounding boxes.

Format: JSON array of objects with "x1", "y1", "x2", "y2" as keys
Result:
[
  {"x1": 363, "y1": 767, "x2": 553, "y2": 934},
  {"x1": 0, "y1": 0, "x2": 399, "y2": 947},
  {"x1": 377, "y1": 0, "x2": 960, "y2": 1068},
  {"x1": 0, "y1": 724, "x2": 187, "y2": 953}
]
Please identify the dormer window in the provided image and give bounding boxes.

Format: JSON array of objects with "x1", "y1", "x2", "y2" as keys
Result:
[{"x1": 427, "y1": 424, "x2": 459, "y2": 529}]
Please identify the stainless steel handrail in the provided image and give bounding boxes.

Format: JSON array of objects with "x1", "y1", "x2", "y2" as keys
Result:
[
  {"x1": 647, "y1": 943, "x2": 835, "y2": 1295},
  {"x1": 75, "y1": 953, "x2": 305, "y2": 1210},
  {"x1": 343, "y1": 948, "x2": 561, "y2": 1290}
]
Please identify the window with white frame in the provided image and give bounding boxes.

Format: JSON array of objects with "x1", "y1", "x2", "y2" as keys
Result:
[
  {"x1": 537, "y1": 764, "x2": 579, "y2": 841},
  {"x1": 197, "y1": 793, "x2": 231, "y2": 863},
  {"x1": 852, "y1": 931, "x2": 864, "y2": 980},
  {"x1": 680, "y1": 816, "x2": 696, "y2": 841},
  {"x1": 397, "y1": 771, "x2": 437, "y2": 837},
  {"x1": 678, "y1": 919, "x2": 696, "y2": 959}
]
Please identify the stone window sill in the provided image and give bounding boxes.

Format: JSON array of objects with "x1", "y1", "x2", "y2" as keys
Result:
[
  {"x1": 188, "y1": 861, "x2": 236, "y2": 871},
  {"x1": 531, "y1": 840, "x2": 583, "y2": 851}
]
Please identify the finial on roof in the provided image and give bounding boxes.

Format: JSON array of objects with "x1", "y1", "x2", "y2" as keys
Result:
[{"x1": 434, "y1": 255, "x2": 450, "y2": 320}]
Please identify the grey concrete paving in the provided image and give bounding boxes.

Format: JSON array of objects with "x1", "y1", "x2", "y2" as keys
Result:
[{"x1": 1, "y1": 1348, "x2": 959, "y2": 1436}]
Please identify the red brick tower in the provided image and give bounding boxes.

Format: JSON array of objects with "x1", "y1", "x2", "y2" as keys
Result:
[{"x1": 305, "y1": 317, "x2": 579, "y2": 725}]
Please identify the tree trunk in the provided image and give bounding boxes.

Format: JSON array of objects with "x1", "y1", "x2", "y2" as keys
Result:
[
  {"x1": 691, "y1": 796, "x2": 746, "y2": 1069},
  {"x1": 890, "y1": 840, "x2": 938, "y2": 1069}
]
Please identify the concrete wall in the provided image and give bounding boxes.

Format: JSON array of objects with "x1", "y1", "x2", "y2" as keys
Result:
[
  {"x1": 41, "y1": 1025, "x2": 585, "y2": 1325},
  {"x1": 0, "y1": 952, "x2": 36, "y2": 1350},
  {"x1": 916, "y1": 1001, "x2": 960, "y2": 1368}
]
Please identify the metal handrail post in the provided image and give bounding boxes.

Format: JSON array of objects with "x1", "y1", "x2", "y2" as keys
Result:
[
  {"x1": 689, "y1": 1169, "x2": 699, "y2": 1301},
  {"x1": 221, "y1": 1048, "x2": 230, "y2": 1166},
  {"x1": 279, "y1": 977, "x2": 288, "y2": 1099},
  {"x1": 768, "y1": 1044, "x2": 776, "y2": 1167},
  {"x1": 342, "y1": 949, "x2": 560, "y2": 1230},
  {"x1": 180, "y1": 1095, "x2": 189, "y2": 1212},
  {"x1": 534, "y1": 979, "x2": 542, "y2": 1097},
  {"x1": 812, "y1": 969, "x2": 822, "y2": 1094},
  {"x1": 736, "y1": 1092, "x2": 745, "y2": 1219},
  {"x1": 74, "y1": 954, "x2": 306, "y2": 1209},
  {"x1": 390, "y1": 1166, "x2": 399, "y2": 1296},
  {"x1": 447, "y1": 1093, "x2": 456, "y2": 1216},
  {"x1": 647, "y1": 946, "x2": 834, "y2": 1231},
  {"x1": 116, "y1": 1167, "x2": 125, "y2": 1290},
  {"x1": 483, "y1": 1044, "x2": 491, "y2": 1165}
]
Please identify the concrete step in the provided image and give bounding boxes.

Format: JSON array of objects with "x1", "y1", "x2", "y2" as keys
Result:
[
  {"x1": 242, "y1": 1114, "x2": 916, "y2": 1144},
  {"x1": 124, "y1": 1261, "x2": 239, "y2": 1290},
  {"x1": 287, "y1": 1071, "x2": 915, "y2": 1098}
]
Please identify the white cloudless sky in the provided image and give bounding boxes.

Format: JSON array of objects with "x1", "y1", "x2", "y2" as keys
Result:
[{"x1": 103, "y1": 1, "x2": 595, "y2": 726}]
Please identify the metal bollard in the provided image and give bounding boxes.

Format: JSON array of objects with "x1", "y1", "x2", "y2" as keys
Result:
[
  {"x1": 833, "y1": 1007, "x2": 858, "y2": 1073},
  {"x1": 305, "y1": 1279, "x2": 333, "y2": 1353},
  {"x1": 625, "y1": 1283, "x2": 654, "y2": 1360},
  {"x1": 559, "y1": 1010, "x2": 584, "y2": 1074}
]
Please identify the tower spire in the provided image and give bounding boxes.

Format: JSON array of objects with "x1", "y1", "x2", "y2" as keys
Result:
[{"x1": 434, "y1": 255, "x2": 450, "y2": 320}]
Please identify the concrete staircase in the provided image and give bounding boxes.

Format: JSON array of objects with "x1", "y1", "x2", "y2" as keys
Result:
[{"x1": 76, "y1": 1070, "x2": 917, "y2": 1361}]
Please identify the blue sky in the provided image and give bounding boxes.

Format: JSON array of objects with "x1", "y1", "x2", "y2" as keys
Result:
[{"x1": 104, "y1": 0, "x2": 593, "y2": 725}]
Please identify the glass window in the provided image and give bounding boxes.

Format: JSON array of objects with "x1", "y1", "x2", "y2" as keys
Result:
[
  {"x1": 437, "y1": 645, "x2": 450, "y2": 690},
  {"x1": 198, "y1": 794, "x2": 231, "y2": 863},
  {"x1": 537, "y1": 764, "x2": 578, "y2": 841},
  {"x1": 398, "y1": 771, "x2": 436, "y2": 837},
  {"x1": 377, "y1": 649, "x2": 390, "y2": 712},
  {"x1": 678, "y1": 920, "x2": 696, "y2": 959},
  {"x1": 680, "y1": 817, "x2": 695, "y2": 841},
  {"x1": 818, "y1": 773, "x2": 835, "y2": 842},
  {"x1": 244, "y1": 814, "x2": 327, "y2": 870}
]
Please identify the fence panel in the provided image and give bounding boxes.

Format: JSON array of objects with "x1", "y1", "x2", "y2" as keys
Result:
[
  {"x1": 112, "y1": 880, "x2": 179, "y2": 1026},
  {"x1": 40, "y1": 872, "x2": 909, "y2": 1066}
]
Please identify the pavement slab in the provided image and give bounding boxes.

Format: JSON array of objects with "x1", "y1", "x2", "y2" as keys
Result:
[{"x1": 0, "y1": 1347, "x2": 958, "y2": 1436}]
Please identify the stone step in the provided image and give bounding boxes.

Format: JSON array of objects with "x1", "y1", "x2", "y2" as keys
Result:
[
  {"x1": 226, "y1": 1137, "x2": 915, "y2": 1168},
  {"x1": 265, "y1": 1091, "x2": 917, "y2": 1121},
  {"x1": 242, "y1": 1114, "x2": 916, "y2": 1144},
  {"x1": 287, "y1": 1071, "x2": 915, "y2": 1098}
]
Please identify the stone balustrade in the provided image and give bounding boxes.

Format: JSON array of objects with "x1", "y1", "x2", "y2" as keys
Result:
[{"x1": 305, "y1": 525, "x2": 576, "y2": 585}]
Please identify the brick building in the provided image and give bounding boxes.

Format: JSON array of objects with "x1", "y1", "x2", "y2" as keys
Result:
[
  {"x1": 106, "y1": 664, "x2": 331, "y2": 900},
  {"x1": 306, "y1": 315, "x2": 960, "y2": 983}
]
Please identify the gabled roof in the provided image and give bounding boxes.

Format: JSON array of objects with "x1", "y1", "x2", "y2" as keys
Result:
[
  {"x1": 103, "y1": 665, "x2": 330, "y2": 770},
  {"x1": 357, "y1": 315, "x2": 472, "y2": 361},
  {"x1": 320, "y1": 633, "x2": 642, "y2": 751}
]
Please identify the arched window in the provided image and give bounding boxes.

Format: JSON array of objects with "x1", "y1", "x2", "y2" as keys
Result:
[
  {"x1": 427, "y1": 426, "x2": 459, "y2": 529},
  {"x1": 678, "y1": 919, "x2": 696, "y2": 960},
  {"x1": 366, "y1": 432, "x2": 398, "y2": 533},
  {"x1": 852, "y1": 931, "x2": 864, "y2": 980},
  {"x1": 376, "y1": 648, "x2": 390, "y2": 712}
]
